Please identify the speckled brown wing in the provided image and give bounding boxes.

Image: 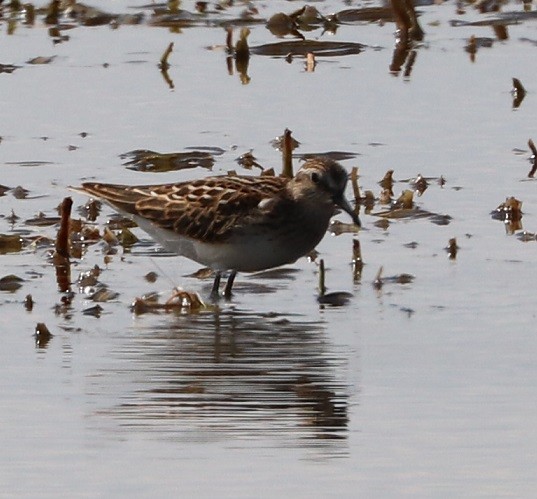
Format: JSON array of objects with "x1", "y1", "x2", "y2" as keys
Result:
[{"x1": 79, "y1": 175, "x2": 289, "y2": 243}]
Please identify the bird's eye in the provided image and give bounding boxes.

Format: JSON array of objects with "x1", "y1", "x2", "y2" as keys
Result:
[{"x1": 311, "y1": 172, "x2": 320, "y2": 184}]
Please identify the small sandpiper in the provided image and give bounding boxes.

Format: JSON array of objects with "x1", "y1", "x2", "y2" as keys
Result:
[{"x1": 74, "y1": 157, "x2": 360, "y2": 298}]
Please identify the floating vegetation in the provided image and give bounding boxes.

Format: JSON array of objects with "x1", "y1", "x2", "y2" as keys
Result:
[
  {"x1": 350, "y1": 167, "x2": 361, "y2": 207},
  {"x1": 512, "y1": 77, "x2": 526, "y2": 109},
  {"x1": 305, "y1": 52, "x2": 316, "y2": 72},
  {"x1": 26, "y1": 56, "x2": 56, "y2": 65},
  {"x1": 465, "y1": 35, "x2": 494, "y2": 61},
  {"x1": 189, "y1": 267, "x2": 215, "y2": 280},
  {"x1": 24, "y1": 294, "x2": 34, "y2": 311},
  {"x1": 0, "y1": 274, "x2": 24, "y2": 292},
  {"x1": 266, "y1": 12, "x2": 305, "y2": 39},
  {"x1": 131, "y1": 288, "x2": 206, "y2": 315},
  {"x1": 5, "y1": 161, "x2": 54, "y2": 167},
  {"x1": 491, "y1": 197, "x2": 522, "y2": 222},
  {"x1": 390, "y1": 0, "x2": 424, "y2": 44},
  {"x1": 55, "y1": 197, "x2": 71, "y2": 259},
  {"x1": 84, "y1": 284, "x2": 119, "y2": 303},
  {"x1": 11, "y1": 186, "x2": 30, "y2": 199},
  {"x1": 0, "y1": 234, "x2": 23, "y2": 254},
  {"x1": 25, "y1": 213, "x2": 61, "y2": 227},
  {"x1": 296, "y1": 151, "x2": 359, "y2": 162},
  {"x1": 317, "y1": 259, "x2": 353, "y2": 307},
  {"x1": 158, "y1": 42, "x2": 174, "y2": 71},
  {"x1": 393, "y1": 189, "x2": 414, "y2": 209},
  {"x1": 149, "y1": 10, "x2": 209, "y2": 28},
  {"x1": 271, "y1": 132, "x2": 300, "y2": 151},
  {"x1": 266, "y1": 6, "x2": 330, "y2": 38},
  {"x1": 372, "y1": 187, "x2": 452, "y2": 226},
  {"x1": 379, "y1": 169, "x2": 395, "y2": 196},
  {"x1": 236, "y1": 151, "x2": 263, "y2": 170},
  {"x1": 82, "y1": 304, "x2": 104, "y2": 317},
  {"x1": 410, "y1": 174, "x2": 428, "y2": 196},
  {"x1": 352, "y1": 239, "x2": 364, "y2": 282},
  {"x1": 527, "y1": 139, "x2": 537, "y2": 178},
  {"x1": 281, "y1": 128, "x2": 294, "y2": 179},
  {"x1": 77, "y1": 267, "x2": 101, "y2": 288},
  {"x1": 491, "y1": 197, "x2": 523, "y2": 234},
  {"x1": 34, "y1": 322, "x2": 53, "y2": 349},
  {"x1": 517, "y1": 231, "x2": 537, "y2": 242},
  {"x1": 447, "y1": 237, "x2": 459, "y2": 260},
  {"x1": 121, "y1": 149, "x2": 217, "y2": 172},
  {"x1": 373, "y1": 266, "x2": 414, "y2": 290},
  {"x1": 336, "y1": 7, "x2": 396, "y2": 24},
  {"x1": 329, "y1": 220, "x2": 360, "y2": 236},
  {"x1": 145, "y1": 271, "x2": 158, "y2": 283},
  {"x1": 0, "y1": 63, "x2": 19, "y2": 74},
  {"x1": 251, "y1": 40, "x2": 365, "y2": 58},
  {"x1": 158, "y1": 41, "x2": 174, "y2": 88},
  {"x1": 119, "y1": 227, "x2": 138, "y2": 248}
]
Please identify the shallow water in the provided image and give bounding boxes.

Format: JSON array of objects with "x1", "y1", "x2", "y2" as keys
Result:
[{"x1": 2, "y1": 0, "x2": 537, "y2": 496}]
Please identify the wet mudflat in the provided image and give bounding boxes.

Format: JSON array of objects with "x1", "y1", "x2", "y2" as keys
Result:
[{"x1": 2, "y1": 0, "x2": 537, "y2": 496}]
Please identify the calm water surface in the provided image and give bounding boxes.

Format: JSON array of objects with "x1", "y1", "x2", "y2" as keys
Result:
[{"x1": 2, "y1": 0, "x2": 537, "y2": 496}]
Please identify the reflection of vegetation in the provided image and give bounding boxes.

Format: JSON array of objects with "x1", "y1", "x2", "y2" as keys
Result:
[
  {"x1": 120, "y1": 149, "x2": 219, "y2": 172},
  {"x1": 491, "y1": 196, "x2": 523, "y2": 234}
]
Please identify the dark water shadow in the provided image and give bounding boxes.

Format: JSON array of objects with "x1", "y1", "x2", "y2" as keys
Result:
[{"x1": 92, "y1": 309, "x2": 352, "y2": 457}]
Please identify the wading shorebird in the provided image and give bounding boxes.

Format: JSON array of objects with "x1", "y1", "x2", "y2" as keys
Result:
[{"x1": 74, "y1": 157, "x2": 360, "y2": 298}]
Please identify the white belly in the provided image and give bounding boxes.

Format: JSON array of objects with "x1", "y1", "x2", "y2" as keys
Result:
[{"x1": 132, "y1": 216, "x2": 313, "y2": 272}]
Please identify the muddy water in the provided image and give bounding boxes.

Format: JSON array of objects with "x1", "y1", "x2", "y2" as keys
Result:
[{"x1": 2, "y1": 0, "x2": 537, "y2": 496}]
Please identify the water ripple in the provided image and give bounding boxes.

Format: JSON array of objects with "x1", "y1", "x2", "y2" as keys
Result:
[{"x1": 90, "y1": 309, "x2": 352, "y2": 457}]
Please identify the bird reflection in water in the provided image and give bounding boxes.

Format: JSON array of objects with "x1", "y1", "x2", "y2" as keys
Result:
[{"x1": 94, "y1": 309, "x2": 351, "y2": 456}]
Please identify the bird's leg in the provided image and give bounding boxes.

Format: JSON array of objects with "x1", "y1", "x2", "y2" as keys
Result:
[
  {"x1": 223, "y1": 270, "x2": 237, "y2": 299},
  {"x1": 210, "y1": 271, "x2": 222, "y2": 300}
]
